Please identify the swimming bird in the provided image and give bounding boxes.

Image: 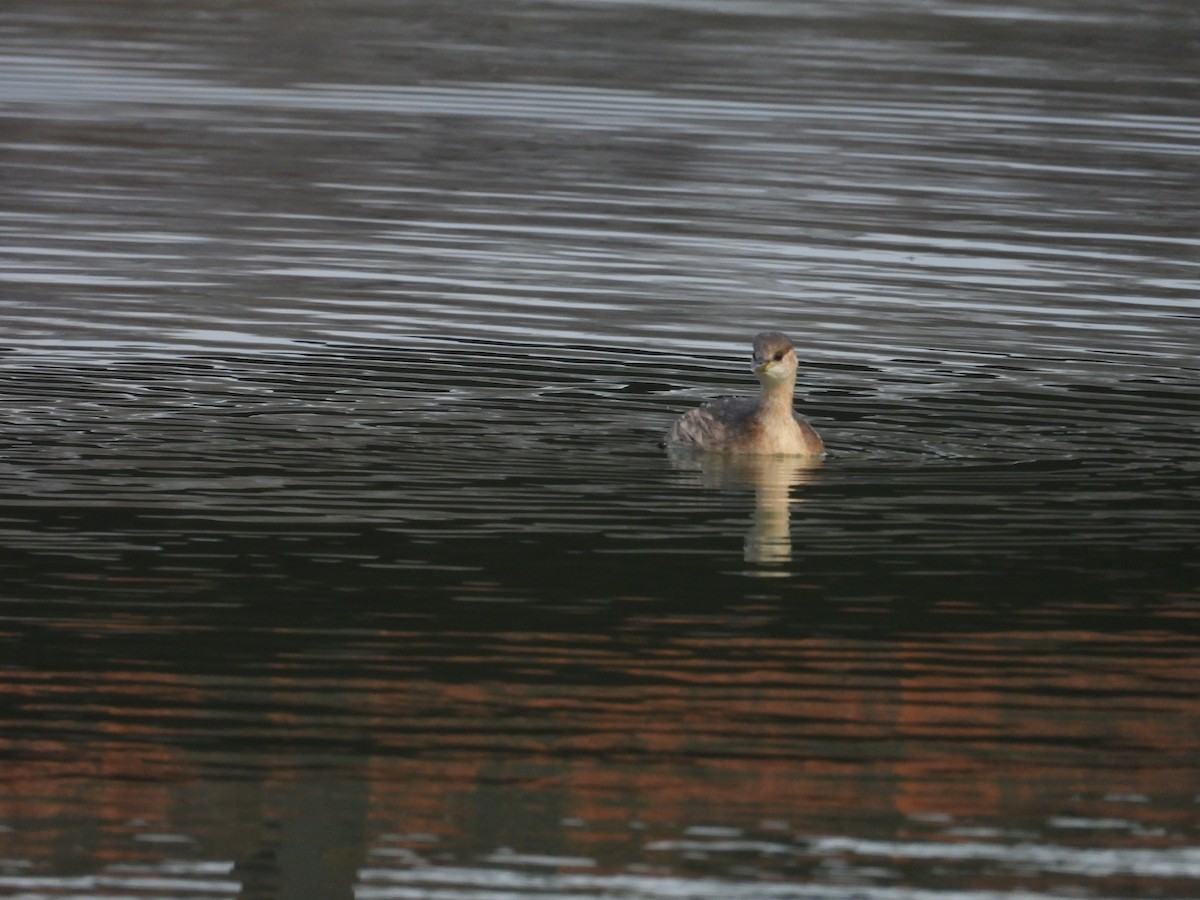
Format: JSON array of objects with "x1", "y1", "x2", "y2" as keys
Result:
[{"x1": 666, "y1": 331, "x2": 824, "y2": 456}]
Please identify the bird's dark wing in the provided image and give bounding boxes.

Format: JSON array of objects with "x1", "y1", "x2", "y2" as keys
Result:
[{"x1": 666, "y1": 396, "x2": 758, "y2": 450}]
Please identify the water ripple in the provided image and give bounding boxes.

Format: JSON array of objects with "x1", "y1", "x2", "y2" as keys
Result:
[{"x1": 2, "y1": 1, "x2": 1199, "y2": 897}]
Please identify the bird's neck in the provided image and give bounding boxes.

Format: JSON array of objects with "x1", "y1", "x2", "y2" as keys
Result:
[{"x1": 758, "y1": 379, "x2": 795, "y2": 418}]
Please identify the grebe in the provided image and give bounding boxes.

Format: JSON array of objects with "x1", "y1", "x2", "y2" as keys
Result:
[{"x1": 666, "y1": 331, "x2": 824, "y2": 456}]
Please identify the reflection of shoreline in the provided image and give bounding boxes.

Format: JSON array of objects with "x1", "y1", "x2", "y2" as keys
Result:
[
  {"x1": 5, "y1": 625, "x2": 1196, "y2": 894},
  {"x1": 668, "y1": 450, "x2": 822, "y2": 565}
]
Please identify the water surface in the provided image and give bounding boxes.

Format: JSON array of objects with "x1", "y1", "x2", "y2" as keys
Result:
[{"x1": 1, "y1": 0, "x2": 1199, "y2": 897}]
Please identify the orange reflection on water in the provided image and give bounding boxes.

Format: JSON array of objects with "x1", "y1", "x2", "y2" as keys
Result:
[{"x1": 1, "y1": 623, "x2": 1197, "y2": 883}]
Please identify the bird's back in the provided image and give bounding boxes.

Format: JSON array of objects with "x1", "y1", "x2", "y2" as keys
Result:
[
  {"x1": 667, "y1": 396, "x2": 823, "y2": 455},
  {"x1": 666, "y1": 396, "x2": 760, "y2": 451}
]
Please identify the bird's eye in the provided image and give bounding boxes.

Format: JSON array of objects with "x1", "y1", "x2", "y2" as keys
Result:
[{"x1": 773, "y1": 350, "x2": 785, "y2": 361}]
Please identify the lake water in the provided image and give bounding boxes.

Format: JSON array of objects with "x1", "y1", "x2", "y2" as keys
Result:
[{"x1": 2, "y1": 0, "x2": 1199, "y2": 898}]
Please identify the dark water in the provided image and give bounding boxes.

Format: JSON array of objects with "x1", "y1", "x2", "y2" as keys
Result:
[{"x1": 2, "y1": 1, "x2": 1200, "y2": 898}]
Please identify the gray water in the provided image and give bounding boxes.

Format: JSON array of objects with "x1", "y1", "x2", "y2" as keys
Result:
[{"x1": 2, "y1": 1, "x2": 1200, "y2": 898}]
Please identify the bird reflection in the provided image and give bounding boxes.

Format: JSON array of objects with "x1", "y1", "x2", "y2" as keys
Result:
[{"x1": 668, "y1": 450, "x2": 822, "y2": 566}]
